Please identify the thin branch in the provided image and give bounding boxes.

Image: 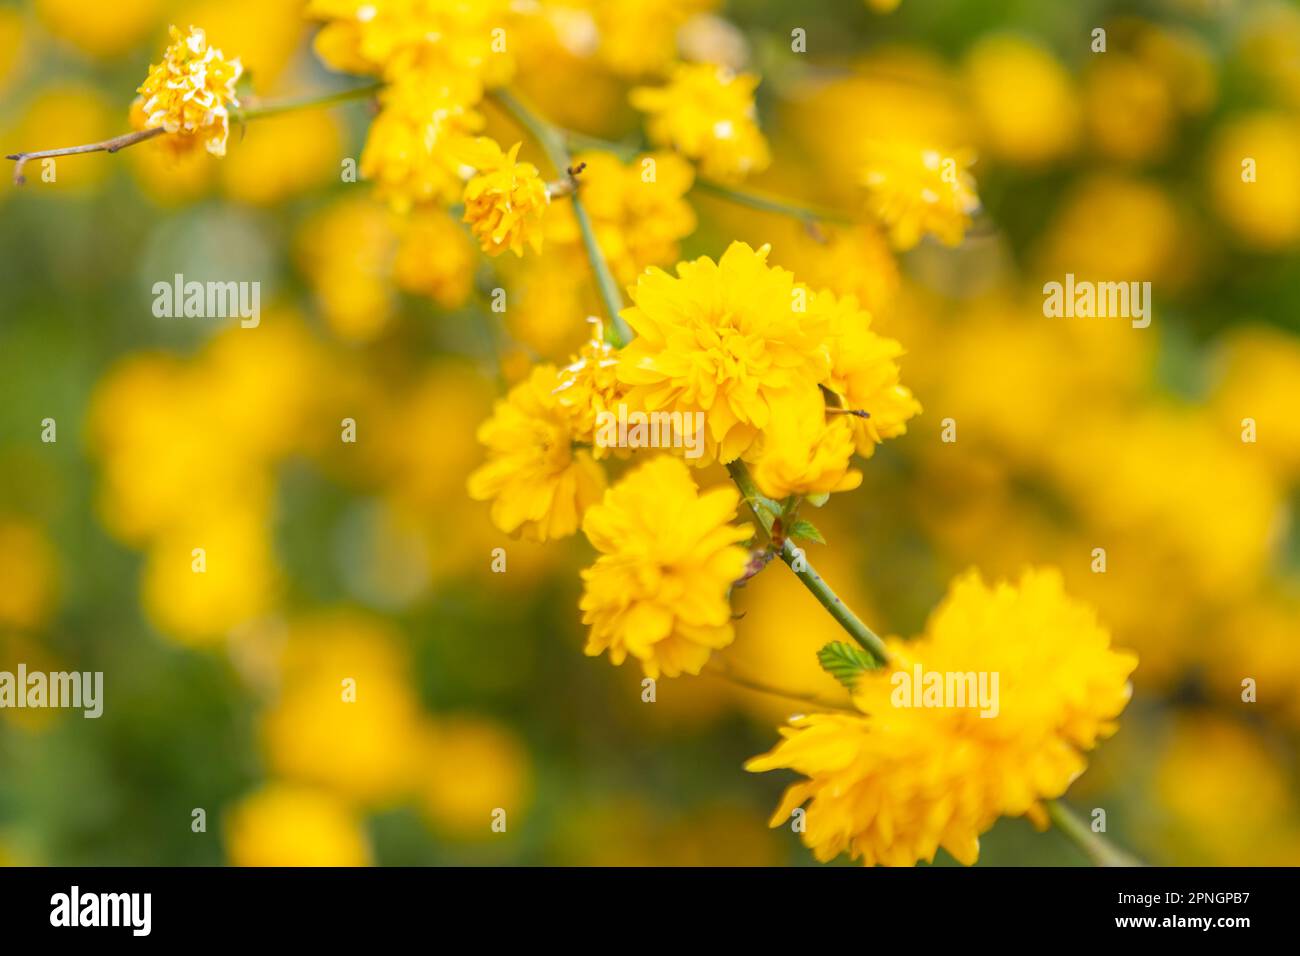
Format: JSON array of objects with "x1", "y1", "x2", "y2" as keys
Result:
[
  {"x1": 7, "y1": 128, "x2": 163, "y2": 185},
  {"x1": 1046, "y1": 800, "x2": 1143, "y2": 867},
  {"x1": 562, "y1": 129, "x2": 854, "y2": 231},
  {"x1": 489, "y1": 88, "x2": 633, "y2": 346},
  {"x1": 6, "y1": 81, "x2": 383, "y2": 186},
  {"x1": 728, "y1": 460, "x2": 890, "y2": 666}
]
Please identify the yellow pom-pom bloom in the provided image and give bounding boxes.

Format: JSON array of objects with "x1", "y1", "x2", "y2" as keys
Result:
[
  {"x1": 748, "y1": 568, "x2": 1137, "y2": 866},
  {"x1": 860, "y1": 141, "x2": 980, "y2": 249},
  {"x1": 631, "y1": 63, "x2": 771, "y2": 180},
  {"x1": 579, "y1": 456, "x2": 751, "y2": 678},
  {"x1": 815, "y1": 288, "x2": 921, "y2": 457},
  {"x1": 468, "y1": 364, "x2": 607, "y2": 541},
  {"x1": 616, "y1": 241, "x2": 830, "y2": 464},
  {"x1": 458, "y1": 137, "x2": 550, "y2": 257},
  {"x1": 360, "y1": 69, "x2": 485, "y2": 211},
  {"x1": 306, "y1": 0, "x2": 514, "y2": 88},
  {"x1": 748, "y1": 385, "x2": 862, "y2": 499},
  {"x1": 136, "y1": 26, "x2": 243, "y2": 157}
]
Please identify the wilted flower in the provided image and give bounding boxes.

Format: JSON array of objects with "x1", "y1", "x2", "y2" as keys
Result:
[{"x1": 135, "y1": 25, "x2": 243, "y2": 157}]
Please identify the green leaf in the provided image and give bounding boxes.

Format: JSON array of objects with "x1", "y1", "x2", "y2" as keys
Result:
[
  {"x1": 817, "y1": 641, "x2": 873, "y2": 690},
  {"x1": 805, "y1": 493, "x2": 830, "y2": 508},
  {"x1": 788, "y1": 518, "x2": 825, "y2": 544}
]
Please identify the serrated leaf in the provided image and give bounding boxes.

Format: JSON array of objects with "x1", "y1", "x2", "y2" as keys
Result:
[
  {"x1": 817, "y1": 641, "x2": 873, "y2": 690},
  {"x1": 788, "y1": 518, "x2": 825, "y2": 545}
]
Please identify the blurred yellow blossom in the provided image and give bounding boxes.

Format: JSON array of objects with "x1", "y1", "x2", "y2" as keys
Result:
[
  {"x1": 35, "y1": 0, "x2": 161, "y2": 59},
  {"x1": 1210, "y1": 324, "x2": 1300, "y2": 480},
  {"x1": 416, "y1": 717, "x2": 532, "y2": 837},
  {"x1": 860, "y1": 141, "x2": 979, "y2": 249},
  {"x1": 393, "y1": 208, "x2": 476, "y2": 309},
  {"x1": 631, "y1": 62, "x2": 770, "y2": 180},
  {"x1": 360, "y1": 70, "x2": 485, "y2": 211},
  {"x1": 1153, "y1": 715, "x2": 1300, "y2": 866},
  {"x1": 262, "y1": 612, "x2": 423, "y2": 806},
  {"x1": 296, "y1": 196, "x2": 398, "y2": 343},
  {"x1": 581, "y1": 0, "x2": 717, "y2": 76},
  {"x1": 225, "y1": 783, "x2": 372, "y2": 866},
  {"x1": 1208, "y1": 112, "x2": 1300, "y2": 250},
  {"x1": 963, "y1": 34, "x2": 1079, "y2": 166}
]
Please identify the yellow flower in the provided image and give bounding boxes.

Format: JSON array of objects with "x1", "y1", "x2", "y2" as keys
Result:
[
  {"x1": 816, "y1": 288, "x2": 921, "y2": 457},
  {"x1": 262, "y1": 612, "x2": 424, "y2": 806},
  {"x1": 963, "y1": 34, "x2": 1079, "y2": 166},
  {"x1": 393, "y1": 207, "x2": 476, "y2": 309},
  {"x1": 295, "y1": 196, "x2": 398, "y2": 343},
  {"x1": 136, "y1": 26, "x2": 243, "y2": 157},
  {"x1": 225, "y1": 783, "x2": 371, "y2": 867},
  {"x1": 579, "y1": 457, "x2": 751, "y2": 678},
  {"x1": 306, "y1": 0, "x2": 514, "y2": 88},
  {"x1": 581, "y1": 0, "x2": 718, "y2": 77},
  {"x1": 631, "y1": 62, "x2": 771, "y2": 180},
  {"x1": 748, "y1": 568, "x2": 1136, "y2": 866},
  {"x1": 1207, "y1": 112, "x2": 1300, "y2": 250},
  {"x1": 360, "y1": 69, "x2": 485, "y2": 211},
  {"x1": 553, "y1": 324, "x2": 628, "y2": 455},
  {"x1": 468, "y1": 364, "x2": 607, "y2": 541},
  {"x1": 458, "y1": 138, "x2": 550, "y2": 257},
  {"x1": 616, "y1": 241, "x2": 830, "y2": 464},
  {"x1": 859, "y1": 141, "x2": 979, "y2": 249}
]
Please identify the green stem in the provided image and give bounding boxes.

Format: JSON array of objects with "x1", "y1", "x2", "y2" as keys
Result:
[
  {"x1": 691, "y1": 177, "x2": 853, "y2": 227},
  {"x1": 489, "y1": 89, "x2": 633, "y2": 346},
  {"x1": 232, "y1": 81, "x2": 383, "y2": 122},
  {"x1": 562, "y1": 130, "x2": 854, "y2": 229},
  {"x1": 1046, "y1": 800, "x2": 1143, "y2": 867},
  {"x1": 728, "y1": 460, "x2": 890, "y2": 666}
]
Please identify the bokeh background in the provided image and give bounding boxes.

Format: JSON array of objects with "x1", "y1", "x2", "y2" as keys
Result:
[{"x1": 1, "y1": 0, "x2": 1299, "y2": 866}]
